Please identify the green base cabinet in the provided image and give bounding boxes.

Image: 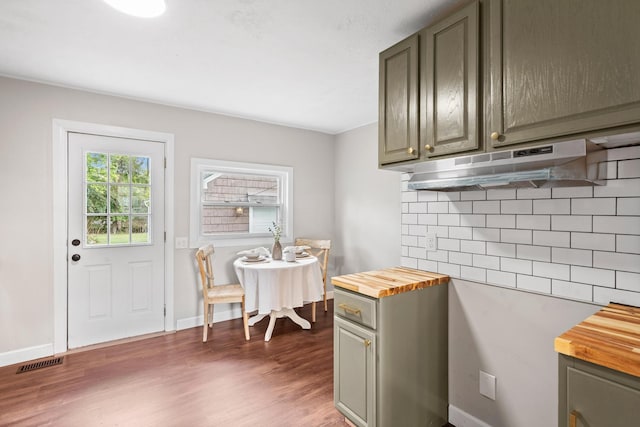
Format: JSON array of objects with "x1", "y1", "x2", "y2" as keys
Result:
[
  {"x1": 558, "y1": 355, "x2": 640, "y2": 427},
  {"x1": 334, "y1": 285, "x2": 448, "y2": 427}
]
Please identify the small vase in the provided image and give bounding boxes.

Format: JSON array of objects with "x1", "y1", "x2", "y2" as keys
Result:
[{"x1": 272, "y1": 240, "x2": 282, "y2": 260}]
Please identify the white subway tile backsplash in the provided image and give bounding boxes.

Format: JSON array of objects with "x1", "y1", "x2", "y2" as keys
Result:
[
  {"x1": 597, "y1": 162, "x2": 617, "y2": 180},
  {"x1": 429, "y1": 202, "x2": 449, "y2": 213},
  {"x1": 438, "y1": 238, "x2": 460, "y2": 252},
  {"x1": 473, "y1": 254, "x2": 500, "y2": 270},
  {"x1": 461, "y1": 240, "x2": 486, "y2": 254},
  {"x1": 487, "y1": 270, "x2": 516, "y2": 287},
  {"x1": 402, "y1": 213, "x2": 418, "y2": 225},
  {"x1": 450, "y1": 226, "x2": 473, "y2": 240},
  {"x1": 501, "y1": 200, "x2": 533, "y2": 214},
  {"x1": 438, "y1": 192, "x2": 461, "y2": 201},
  {"x1": 617, "y1": 197, "x2": 640, "y2": 215},
  {"x1": 461, "y1": 190, "x2": 487, "y2": 201},
  {"x1": 594, "y1": 286, "x2": 640, "y2": 307},
  {"x1": 552, "y1": 215, "x2": 592, "y2": 232},
  {"x1": 594, "y1": 178, "x2": 640, "y2": 197},
  {"x1": 604, "y1": 145, "x2": 640, "y2": 161},
  {"x1": 533, "y1": 231, "x2": 571, "y2": 248},
  {"x1": 427, "y1": 225, "x2": 449, "y2": 237},
  {"x1": 449, "y1": 201, "x2": 473, "y2": 214},
  {"x1": 450, "y1": 251, "x2": 473, "y2": 266},
  {"x1": 401, "y1": 165, "x2": 640, "y2": 305},
  {"x1": 501, "y1": 258, "x2": 532, "y2": 275},
  {"x1": 418, "y1": 259, "x2": 438, "y2": 272},
  {"x1": 460, "y1": 214, "x2": 486, "y2": 227},
  {"x1": 409, "y1": 203, "x2": 428, "y2": 214},
  {"x1": 409, "y1": 246, "x2": 426, "y2": 259},
  {"x1": 418, "y1": 214, "x2": 438, "y2": 225},
  {"x1": 402, "y1": 235, "x2": 418, "y2": 246},
  {"x1": 617, "y1": 235, "x2": 640, "y2": 254},
  {"x1": 553, "y1": 187, "x2": 593, "y2": 198},
  {"x1": 418, "y1": 191, "x2": 439, "y2": 202},
  {"x1": 438, "y1": 214, "x2": 461, "y2": 226},
  {"x1": 534, "y1": 199, "x2": 570, "y2": 214},
  {"x1": 517, "y1": 274, "x2": 551, "y2": 293},
  {"x1": 516, "y1": 215, "x2": 550, "y2": 230},
  {"x1": 517, "y1": 188, "x2": 551, "y2": 199},
  {"x1": 428, "y1": 250, "x2": 448, "y2": 262},
  {"x1": 617, "y1": 271, "x2": 640, "y2": 292},
  {"x1": 571, "y1": 265, "x2": 615, "y2": 288},
  {"x1": 487, "y1": 189, "x2": 516, "y2": 200},
  {"x1": 552, "y1": 247, "x2": 593, "y2": 267},
  {"x1": 402, "y1": 191, "x2": 418, "y2": 203},
  {"x1": 572, "y1": 198, "x2": 616, "y2": 215},
  {"x1": 517, "y1": 245, "x2": 551, "y2": 262},
  {"x1": 594, "y1": 251, "x2": 640, "y2": 273},
  {"x1": 532, "y1": 262, "x2": 570, "y2": 280},
  {"x1": 552, "y1": 280, "x2": 593, "y2": 301},
  {"x1": 401, "y1": 257, "x2": 418, "y2": 269},
  {"x1": 618, "y1": 159, "x2": 640, "y2": 178},
  {"x1": 593, "y1": 216, "x2": 640, "y2": 235},
  {"x1": 473, "y1": 228, "x2": 501, "y2": 242},
  {"x1": 473, "y1": 200, "x2": 501, "y2": 214},
  {"x1": 487, "y1": 215, "x2": 516, "y2": 229},
  {"x1": 461, "y1": 266, "x2": 487, "y2": 282},
  {"x1": 487, "y1": 242, "x2": 516, "y2": 258},
  {"x1": 571, "y1": 232, "x2": 616, "y2": 251},
  {"x1": 501, "y1": 229, "x2": 532, "y2": 244}
]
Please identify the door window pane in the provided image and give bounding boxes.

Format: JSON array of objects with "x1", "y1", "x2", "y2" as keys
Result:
[{"x1": 85, "y1": 152, "x2": 152, "y2": 247}]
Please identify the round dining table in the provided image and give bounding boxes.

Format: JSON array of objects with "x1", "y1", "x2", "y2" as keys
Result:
[{"x1": 233, "y1": 255, "x2": 324, "y2": 341}]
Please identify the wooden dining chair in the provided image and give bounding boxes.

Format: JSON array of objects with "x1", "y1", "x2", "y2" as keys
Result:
[
  {"x1": 195, "y1": 244, "x2": 250, "y2": 342},
  {"x1": 294, "y1": 238, "x2": 331, "y2": 322}
]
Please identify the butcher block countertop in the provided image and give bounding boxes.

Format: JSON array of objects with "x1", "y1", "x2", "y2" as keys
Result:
[
  {"x1": 331, "y1": 267, "x2": 449, "y2": 299},
  {"x1": 554, "y1": 303, "x2": 640, "y2": 378}
]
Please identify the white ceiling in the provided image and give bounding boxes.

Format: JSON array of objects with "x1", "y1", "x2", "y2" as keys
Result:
[{"x1": 0, "y1": 0, "x2": 460, "y2": 134}]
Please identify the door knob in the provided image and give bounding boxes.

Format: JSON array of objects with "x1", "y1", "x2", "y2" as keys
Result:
[
  {"x1": 71, "y1": 254, "x2": 81, "y2": 262},
  {"x1": 72, "y1": 239, "x2": 81, "y2": 246}
]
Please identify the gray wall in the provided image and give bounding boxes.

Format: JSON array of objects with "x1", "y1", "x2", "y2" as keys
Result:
[{"x1": 0, "y1": 76, "x2": 334, "y2": 356}]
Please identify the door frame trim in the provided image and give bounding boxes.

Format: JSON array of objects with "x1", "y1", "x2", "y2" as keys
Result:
[{"x1": 52, "y1": 119, "x2": 175, "y2": 354}]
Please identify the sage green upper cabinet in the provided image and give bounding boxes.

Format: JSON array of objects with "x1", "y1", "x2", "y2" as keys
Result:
[
  {"x1": 488, "y1": 0, "x2": 640, "y2": 149},
  {"x1": 421, "y1": 1, "x2": 479, "y2": 158},
  {"x1": 379, "y1": 34, "x2": 419, "y2": 165}
]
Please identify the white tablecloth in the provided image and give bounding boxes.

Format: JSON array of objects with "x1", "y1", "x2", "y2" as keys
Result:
[{"x1": 233, "y1": 257, "x2": 324, "y2": 315}]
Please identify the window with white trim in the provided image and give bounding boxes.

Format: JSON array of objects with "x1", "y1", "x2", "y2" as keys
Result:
[{"x1": 189, "y1": 158, "x2": 293, "y2": 248}]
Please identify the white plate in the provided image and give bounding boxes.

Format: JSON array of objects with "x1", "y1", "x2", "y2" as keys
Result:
[
  {"x1": 242, "y1": 256, "x2": 266, "y2": 262},
  {"x1": 296, "y1": 252, "x2": 310, "y2": 258}
]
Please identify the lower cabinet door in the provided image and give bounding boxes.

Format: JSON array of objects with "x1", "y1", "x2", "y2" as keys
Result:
[
  {"x1": 334, "y1": 316, "x2": 376, "y2": 427},
  {"x1": 567, "y1": 367, "x2": 640, "y2": 426}
]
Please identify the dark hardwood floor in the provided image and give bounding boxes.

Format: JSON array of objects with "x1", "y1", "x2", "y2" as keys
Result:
[{"x1": 0, "y1": 301, "x2": 346, "y2": 427}]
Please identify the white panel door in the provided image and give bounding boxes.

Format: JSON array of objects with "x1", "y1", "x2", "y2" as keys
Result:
[{"x1": 67, "y1": 132, "x2": 165, "y2": 349}]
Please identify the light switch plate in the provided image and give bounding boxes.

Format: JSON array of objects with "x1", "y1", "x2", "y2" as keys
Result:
[
  {"x1": 175, "y1": 237, "x2": 188, "y2": 249},
  {"x1": 479, "y1": 370, "x2": 496, "y2": 400},
  {"x1": 425, "y1": 233, "x2": 437, "y2": 251}
]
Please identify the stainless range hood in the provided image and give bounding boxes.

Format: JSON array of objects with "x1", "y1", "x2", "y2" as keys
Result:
[{"x1": 408, "y1": 139, "x2": 606, "y2": 191}]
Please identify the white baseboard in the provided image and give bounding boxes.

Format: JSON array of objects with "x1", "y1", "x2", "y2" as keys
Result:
[
  {"x1": 0, "y1": 343, "x2": 54, "y2": 368},
  {"x1": 449, "y1": 405, "x2": 493, "y2": 427}
]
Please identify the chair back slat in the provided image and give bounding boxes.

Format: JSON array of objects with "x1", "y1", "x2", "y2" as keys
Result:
[
  {"x1": 295, "y1": 238, "x2": 331, "y2": 283},
  {"x1": 195, "y1": 244, "x2": 215, "y2": 298}
]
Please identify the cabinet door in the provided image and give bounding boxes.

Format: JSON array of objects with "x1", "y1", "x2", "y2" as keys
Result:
[
  {"x1": 421, "y1": 1, "x2": 479, "y2": 158},
  {"x1": 566, "y1": 367, "x2": 640, "y2": 427},
  {"x1": 334, "y1": 316, "x2": 376, "y2": 427},
  {"x1": 488, "y1": 0, "x2": 640, "y2": 148},
  {"x1": 379, "y1": 34, "x2": 419, "y2": 165}
]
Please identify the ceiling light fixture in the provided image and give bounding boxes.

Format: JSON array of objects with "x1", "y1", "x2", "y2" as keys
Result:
[{"x1": 104, "y1": 0, "x2": 166, "y2": 18}]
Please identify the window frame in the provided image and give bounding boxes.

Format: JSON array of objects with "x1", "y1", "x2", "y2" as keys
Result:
[{"x1": 189, "y1": 158, "x2": 293, "y2": 248}]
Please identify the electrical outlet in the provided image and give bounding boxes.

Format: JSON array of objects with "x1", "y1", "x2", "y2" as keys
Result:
[
  {"x1": 479, "y1": 370, "x2": 496, "y2": 400},
  {"x1": 175, "y1": 237, "x2": 188, "y2": 249},
  {"x1": 425, "y1": 233, "x2": 437, "y2": 251}
]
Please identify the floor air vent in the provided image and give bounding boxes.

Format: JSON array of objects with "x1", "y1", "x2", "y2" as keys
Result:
[{"x1": 16, "y1": 356, "x2": 64, "y2": 374}]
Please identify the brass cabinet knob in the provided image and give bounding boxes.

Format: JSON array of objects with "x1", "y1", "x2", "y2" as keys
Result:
[
  {"x1": 364, "y1": 339, "x2": 371, "y2": 348},
  {"x1": 407, "y1": 147, "x2": 415, "y2": 155},
  {"x1": 424, "y1": 144, "x2": 432, "y2": 151},
  {"x1": 490, "y1": 132, "x2": 500, "y2": 140}
]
